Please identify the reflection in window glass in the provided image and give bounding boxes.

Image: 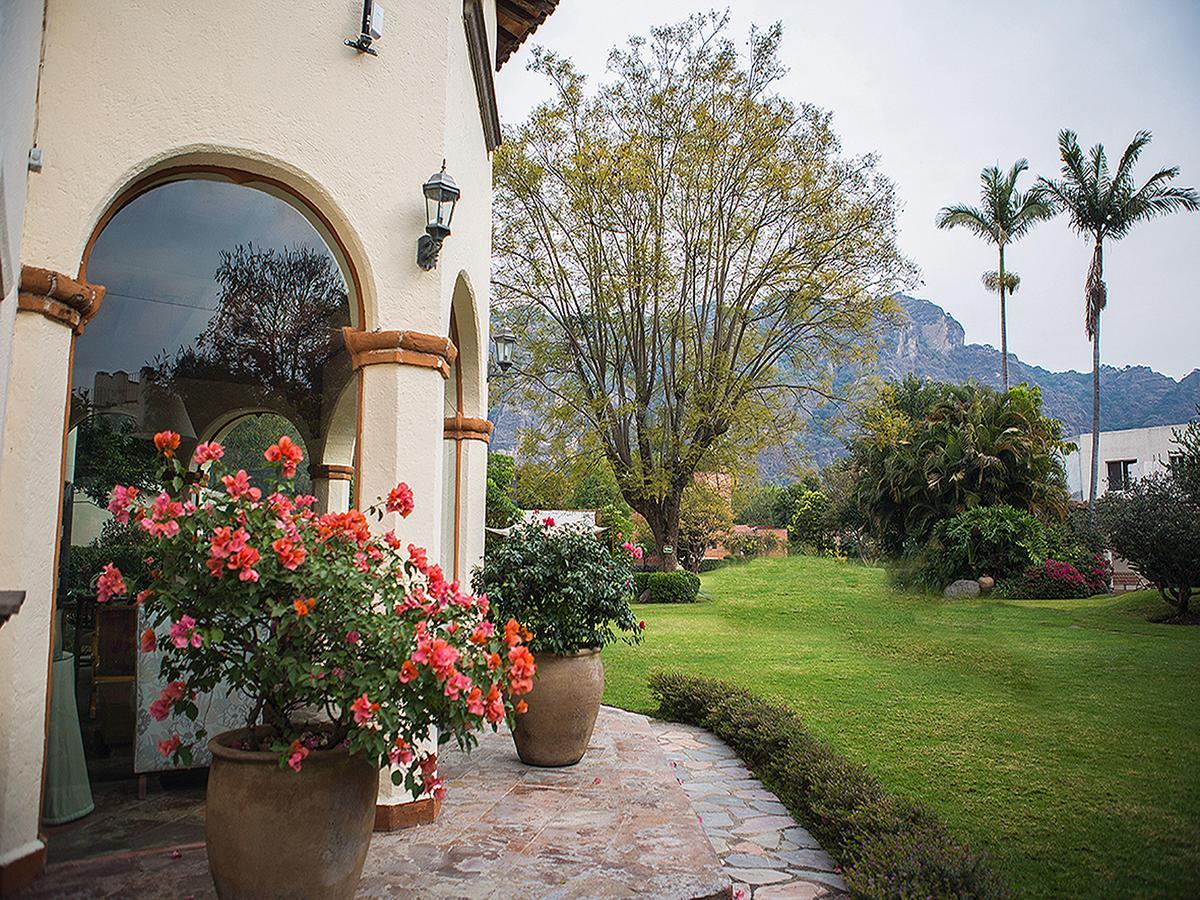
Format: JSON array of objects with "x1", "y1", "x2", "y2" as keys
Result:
[{"x1": 66, "y1": 178, "x2": 357, "y2": 595}]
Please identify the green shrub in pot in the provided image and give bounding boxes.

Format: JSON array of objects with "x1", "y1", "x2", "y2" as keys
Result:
[{"x1": 473, "y1": 519, "x2": 643, "y2": 765}]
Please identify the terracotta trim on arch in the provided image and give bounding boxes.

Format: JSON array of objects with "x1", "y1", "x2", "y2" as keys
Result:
[
  {"x1": 308, "y1": 463, "x2": 355, "y2": 481},
  {"x1": 17, "y1": 265, "x2": 106, "y2": 334},
  {"x1": 342, "y1": 328, "x2": 458, "y2": 379},
  {"x1": 77, "y1": 164, "x2": 367, "y2": 330},
  {"x1": 443, "y1": 415, "x2": 493, "y2": 443}
]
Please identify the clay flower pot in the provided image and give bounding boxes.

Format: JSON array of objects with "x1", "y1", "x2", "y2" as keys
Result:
[
  {"x1": 206, "y1": 728, "x2": 378, "y2": 899},
  {"x1": 513, "y1": 648, "x2": 604, "y2": 767}
]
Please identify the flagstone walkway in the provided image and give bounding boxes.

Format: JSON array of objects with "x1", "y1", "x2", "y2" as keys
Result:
[
  {"x1": 652, "y1": 721, "x2": 847, "y2": 899},
  {"x1": 18, "y1": 708, "x2": 844, "y2": 898}
]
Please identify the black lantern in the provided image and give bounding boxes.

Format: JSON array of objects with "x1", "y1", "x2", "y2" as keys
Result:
[
  {"x1": 492, "y1": 326, "x2": 516, "y2": 373},
  {"x1": 417, "y1": 162, "x2": 460, "y2": 270}
]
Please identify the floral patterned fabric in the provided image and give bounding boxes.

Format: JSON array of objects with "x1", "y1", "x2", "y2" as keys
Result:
[{"x1": 135, "y1": 605, "x2": 252, "y2": 773}]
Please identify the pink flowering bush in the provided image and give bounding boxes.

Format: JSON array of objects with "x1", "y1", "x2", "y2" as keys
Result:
[
  {"x1": 99, "y1": 431, "x2": 534, "y2": 798},
  {"x1": 996, "y1": 558, "x2": 1090, "y2": 599}
]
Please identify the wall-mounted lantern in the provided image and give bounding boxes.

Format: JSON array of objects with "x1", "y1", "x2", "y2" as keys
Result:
[
  {"x1": 345, "y1": 0, "x2": 384, "y2": 56},
  {"x1": 492, "y1": 326, "x2": 517, "y2": 374},
  {"x1": 417, "y1": 163, "x2": 460, "y2": 271}
]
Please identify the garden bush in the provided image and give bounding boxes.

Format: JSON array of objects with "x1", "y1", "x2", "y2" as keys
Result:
[
  {"x1": 922, "y1": 505, "x2": 1048, "y2": 587},
  {"x1": 473, "y1": 520, "x2": 643, "y2": 652},
  {"x1": 645, "y1": 571, "x2": 700, "y2": 604},
  {"x1": 995, "y1": 559, "x2": 1090, "y2": 599},
  {"x1": 1097, "y1": 471, "x2": 1200, "y2": 620},
  {"x1": 697, "y1": 558, "x2": 727, "y2": 573},
  {"x1": 650, "y1": 672, "x2": 1009, "y2": 899}
]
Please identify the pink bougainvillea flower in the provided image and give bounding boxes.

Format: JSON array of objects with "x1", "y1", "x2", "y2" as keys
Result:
[
  {"x1": 469, "y1": 621, "x2": 495, "y2": 645},
  {"x1": 153, "y1": 430, "x2": 181, "y2": 458},
  {"x1": 286, "y1": 739, "x2": 310, "y2": 772},
  {"x1": 139, "y1": 491, "x2": 185, "y2": 539},
  {"x1": 443, "y1": 669, "x2": 472, "y2": 701},
  {"x1": 149, "y1": 680, "x2": 187, "y2": 721},
  {"x1": 140, "y1": 627, "x2": 157, "y2": 653},
  {"x1": 107, "y1": 484, "x2": 140, "y2": 524},
  {"x1": 228, "y1": 546, "x2": 261, "y2": 582},
  {"x1": 158, "y1": 735, "x2": 181, "y2": 757},
  {"x1": 343, "y1": 629, "x2": 361, "y2": 646},
  {"x1": 272, "y1": 537, "x2": 307, "y2": 571},
  {"x1": 264, "y1": 435, "x2": 304, "y2": 479},
  {"x1": 407, "y1": 544, "x2": 429, "y2": 573},
  {"x1": 427, "y1": 638, "x2": 459, "y2": 681},
  {"x1": 222, "y1": 469, "x2": 262, "y2": 502},
  {"x1": 388, "y1": 737, "x2": 415, "y2": 767},
  {"x1": 350, "y1": 692, "x2": 379, "y2": 726},
  {"x1": 507, "y1": 645, "x2": 536, "y2": 695},
  {"x1": 192, "y1": 441, "x2": 225, "y2": 466},
  {"x1": 483, "y1": 683, "x2": 506, "y2": 724},
  {"x1": 169, "y1": 614, "x2": 202, "y2": 649},
  {"x1": 386, "y1": 482, "x2": 414, "y2": 518},
  {"x1": 542, "y1": 516, "x2": 555, "y2": 527},
  {"x1": 353, "y1": 551, "x2": 370, "y2": 573},
  {"x1": 466, "y1": 685, "x2": 485, "y2": 717},
  {"x1": 96, "y1": 563, "x2": 127, "y2": 603},
  {"x1": 209, "y1": 526, "x2": 250, "y2": 560}
]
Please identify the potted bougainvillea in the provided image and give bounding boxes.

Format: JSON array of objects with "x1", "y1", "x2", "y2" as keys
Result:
[
  {"x1": 99, "y1": 431, "x2": 534, "y2": 899},
  {"x1": 472, "y1": 518, "x2": 642, "y2": 766}
]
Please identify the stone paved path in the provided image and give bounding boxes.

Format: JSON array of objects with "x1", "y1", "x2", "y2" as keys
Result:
[{"x1": 652, "y1": 720, "x2": 848, "y2": 899}]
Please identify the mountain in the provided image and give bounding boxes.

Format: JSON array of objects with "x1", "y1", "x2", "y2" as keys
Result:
[
  {"x1": 490, "y1": 294, "x2": 1200, "y2": 471},
  {"x1": 882, "y1": 294, "x2": 1199, "y2": 438}
]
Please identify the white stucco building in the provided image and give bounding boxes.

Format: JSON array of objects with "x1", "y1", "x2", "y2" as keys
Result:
[
  {"x1": 0, "y1": 0, "x2": 558, "y2": 890},
  {"x1": 1065, "y1": 423, "x2": 1190, "y2": 500}
]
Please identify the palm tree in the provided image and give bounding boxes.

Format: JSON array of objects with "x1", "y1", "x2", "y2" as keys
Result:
[
  {"x1": 1039, "y1": 130, "x2": 1199, "y2": 511},
  {"x1": 937, "y1": 160, "x2": 1053, "y2": 390}
]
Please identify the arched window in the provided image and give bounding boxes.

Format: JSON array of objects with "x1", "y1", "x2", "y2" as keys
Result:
[{"x1": 58, "y1": 176, "x2": 360, "y2": 777}]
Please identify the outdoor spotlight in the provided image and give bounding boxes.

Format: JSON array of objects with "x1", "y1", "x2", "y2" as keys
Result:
[
  {"x1": 417, "y1": 162, "x2": 460, "y2": 271},
  {"x1": 492, "y1": 326, "x2": 517, "y2": 373},
  {"x1": 345, "y1": 0, "x2": 384, "y2": 55}
]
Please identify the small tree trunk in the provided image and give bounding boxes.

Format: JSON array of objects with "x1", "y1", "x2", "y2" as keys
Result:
[
  {"x1": 1088, "y1": 315, "x2": 1101, "y2": 516},
  {"x1": 999, "y1": 244, "x2": 1008, "y2": 391},
  {"x1": 640, "y1": 497, "x2": 683, "y2": 571}
]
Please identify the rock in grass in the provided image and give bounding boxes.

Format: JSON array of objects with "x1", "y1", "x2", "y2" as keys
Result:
[{"x1": 943, "y1": 579, "x2": 980, "y2": 599}]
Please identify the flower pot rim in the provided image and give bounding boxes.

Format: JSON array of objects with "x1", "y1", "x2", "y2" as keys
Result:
[
  {"x1": 208, "y1": 724, "x2": 354, "y2": 764},
  {"x1": 533, "y1": 647, "x2": 602, "y2": 659}
]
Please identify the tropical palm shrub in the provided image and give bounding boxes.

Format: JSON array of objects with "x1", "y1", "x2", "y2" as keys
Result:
[
  {"x1": 845, "y1": 377, "x2": 1071, "y2": 555},
  {"x1": 921, "y1": 505, "x2": 1049, "y2": 587}
]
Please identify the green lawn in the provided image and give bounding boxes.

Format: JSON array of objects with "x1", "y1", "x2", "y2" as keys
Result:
[{"x1": 602, "y1": 555, "x2": 1200, "y2": 899}]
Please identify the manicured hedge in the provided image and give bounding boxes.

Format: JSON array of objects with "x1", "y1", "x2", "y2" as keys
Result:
[
  {"x1": 644, "y1": 571, "x2": 700, "y2": 603},
  {"x1": 649, "y1": 672, "x2": 1009, "y2": 899}
]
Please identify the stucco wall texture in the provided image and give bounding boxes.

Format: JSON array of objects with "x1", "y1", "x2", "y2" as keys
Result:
[{"x1": 2, "y1": 0, "x2": 498, "y2": 871}]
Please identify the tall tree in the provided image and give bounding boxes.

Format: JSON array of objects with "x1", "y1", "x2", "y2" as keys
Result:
[
  {"x1": 493, "y1": 14, "x2": 911, "y2": 568},
  {"x1": 1038, "y1": 130, "x2": 1199, "y2": 511},
  {"x1": 936, "y1": 160, "x2": 1052, "y2": 390}
]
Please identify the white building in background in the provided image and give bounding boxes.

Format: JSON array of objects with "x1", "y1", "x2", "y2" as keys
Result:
[{"x1": 1065, "y1": 424, "x2": 1190, "y2": 500}]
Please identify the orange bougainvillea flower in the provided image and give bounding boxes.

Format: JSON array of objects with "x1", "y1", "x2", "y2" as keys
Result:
[
  {"x1": 264, "y1": 435, "x2": 304, "y2": 479},
  {"x1": 507, "y1": 645, "x2": 536, "y2": 695},
  {"x1": 153, "y1": 430, "x2": 181, "y2": 457},
  {"x1": 398, "y1": 659, "x2": 419, "y2": 683},
  {"x1": 292, "y1": 596, "x2": 316, "y2": 617}
]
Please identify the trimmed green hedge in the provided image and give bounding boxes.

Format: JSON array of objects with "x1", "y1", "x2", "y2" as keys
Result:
[
  {"x1": 649, "y1": 672, "x2": 1009, "y2": 899},
  {"x1": 645, "y1": 571, "x2": 700, "y2": 603},
  {"x1": 632, "y1": 571, "x2": 652, "y2": 598}
]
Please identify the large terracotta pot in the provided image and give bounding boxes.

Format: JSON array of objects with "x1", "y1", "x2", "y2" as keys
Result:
[
  {"x1": 206, "y1": 727, "x2": 378, "y2": 900},
  {"x1": 513, "y1": 648, "x2": 604, "y2": 767}
]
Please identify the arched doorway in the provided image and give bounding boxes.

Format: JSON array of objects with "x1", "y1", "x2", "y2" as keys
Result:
[
  {"x1": 46, "y1": 175, "x2": 359, "y2": 861},
  {"x1": 441, "y1": 274, "x2": 490, "y2": 583}
]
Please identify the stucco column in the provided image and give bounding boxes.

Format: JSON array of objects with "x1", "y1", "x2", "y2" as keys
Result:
[
  {"x1": 344, "y1": 328, "x2": 454, "y2": 830},
  {"x1": 442, "y1": 415, "x2": 493, "y2": 583},
  {"x1": 0, "y1": 268, "x2": 103, "y2": 888},
  {"x1": 308, "y1": 464, "x2": 353, "y2": 515}
]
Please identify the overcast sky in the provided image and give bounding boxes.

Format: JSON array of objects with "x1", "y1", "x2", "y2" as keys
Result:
[{"x1": 496, "y1": 0, "x2": 1200, "y2": 379}]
